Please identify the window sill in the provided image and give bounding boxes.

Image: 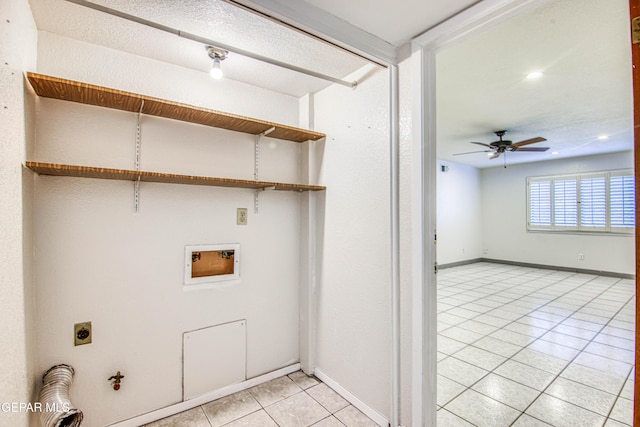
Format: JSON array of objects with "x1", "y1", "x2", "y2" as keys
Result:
[{"x1": 526, "y1": 229, "x2": 634, "y2": 236}]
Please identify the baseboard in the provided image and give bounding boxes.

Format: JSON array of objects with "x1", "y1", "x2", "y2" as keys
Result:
[
  {"x1": 313, "y1": 368, "x2": 389, "y2": 427},
  {"x1": 107, "y1": 363, "x2": 301, "y2": 427},
  {"x1": 439, "y1": 258, "x2": 634, "y2": 279},
  {"x1": 478, "y1": 258, "x2": 635, "y2": 279},
  {"x1": 438, "y1": 258, "x2": 483, "y2": 270}
]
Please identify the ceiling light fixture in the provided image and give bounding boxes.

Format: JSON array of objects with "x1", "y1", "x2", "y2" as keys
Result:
[
  {"x1": 206, "y1": 46, "x2": 228, "y2": 80},
  {"x1": 552, "y1": 151, "x2": 559, "y2": 155},
  {"x1": 526, "y1": 71, "x2": 544, "y2": 80},
  {"x1": 63, "y1": 0, "x2": 359, "y2": 89}
]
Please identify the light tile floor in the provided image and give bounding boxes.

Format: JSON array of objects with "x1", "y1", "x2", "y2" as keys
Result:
[
  {"x1": 143, "y1": 372, "x2": 378, "y2": 427},
  {"x1": 437, "y1": 262, "x2": 635, "y2": 426},
  {"x1": 142, "y1": 261, "x2": 634, "y2": 427}
]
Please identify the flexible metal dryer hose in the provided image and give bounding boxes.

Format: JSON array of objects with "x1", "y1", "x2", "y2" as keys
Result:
[{"x1": 39, "y1": 364, "x2": 83, "y2": 427}]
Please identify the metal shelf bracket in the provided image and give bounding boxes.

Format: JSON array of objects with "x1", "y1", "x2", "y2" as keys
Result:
[
  {"x1": 134, "y1": 100, "x2": 144, "y2": 212},
  {"x1": 254, "y1": 127, "x2": 275, "y2": 213}
]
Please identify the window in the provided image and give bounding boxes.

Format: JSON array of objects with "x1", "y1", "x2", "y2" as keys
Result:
[
  {"x1": 527, "y1": 170, "x2": 635, "y2": 233},
  {"x1": 610, "y1": 173, "x2": 635, "y2": 229},
  {"x1": 553, "y1": 179, "x2": 577, "y2": 228}
]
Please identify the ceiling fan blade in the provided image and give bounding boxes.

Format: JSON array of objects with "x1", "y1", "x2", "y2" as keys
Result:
[
  {"x1": 512, "y1": 137, "x2": 547, "y2": 147},
  {"x1": 453, "y1": 150, "x2": 492, "y2": 156},
  {"x1": 470, "y1": 141, "x2": 493, "y2": 149},
  {"x1": 515, "y1": 147, "x2": 550, "y2": 152}
]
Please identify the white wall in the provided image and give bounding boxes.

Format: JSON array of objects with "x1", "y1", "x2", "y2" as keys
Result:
[
  {"x1": 436, "y1": 160, "x2": 483, "y2": 265},
  {"x1": 313, "y1": 65, "x2": 391, "y2": 419},
  {"x1": 37, "y1": 32, "x2": 299, "y2": 127},
  {"x1": 31, "y1": 34, "x2": 305, "y2": 426},
  {"x1": 0, "y1": 1, "x2": 37, "y2": 426},
  {"x1": 481, "y1": 151, "x2": 634, "y2": 275}
]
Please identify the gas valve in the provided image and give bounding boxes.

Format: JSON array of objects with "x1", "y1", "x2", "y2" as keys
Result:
[{"x1": 108, "y1": 371, "x2": 125, "y2": 390}]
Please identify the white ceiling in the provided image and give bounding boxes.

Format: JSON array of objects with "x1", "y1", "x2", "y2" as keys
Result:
[
  {"x1": 436, "y1": 0, "x2": 633, "y2": 168},
  {"x1": 28, "y1": 0, "x2": 633, "y2": 168},
  {"x1": 27, "y1": 0, "x2": 484, "y2": 95},
  {"x1": 28, "y1": 0, "x2": 372, "y2": 97},
  {"x1": 302, "y1": 0, "x2": 480, "y2": 46}
]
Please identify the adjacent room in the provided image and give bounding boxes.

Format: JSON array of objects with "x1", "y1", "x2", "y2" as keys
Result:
[{"x1": 435, "y1": 0, "x2": 635, "y2": 425}]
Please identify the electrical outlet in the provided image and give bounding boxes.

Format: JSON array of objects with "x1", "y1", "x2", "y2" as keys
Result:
[
  {"x1": 74, "y1": 322, "x2": 92, "y2": 346},
  {"x1": 578, "y1": 253, "x2": 584, "y2": 261},
  {"x1": 237, "y1": 208, "x2": 248, "y2": 225}
]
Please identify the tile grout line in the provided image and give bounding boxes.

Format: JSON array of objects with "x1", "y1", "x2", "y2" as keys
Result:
[
  {"x1": 599, "y1": 299, "x2": 636, "y2": 427},
  {"x1": 438, "y1": 267, "x2": 598, "y2": 421},
  {"x1": 439, "y1": 264, "x2": 563, "y2": 308},
  {"x1": 439, "y1": 269, "x2": 599, "y2": 370},
  {"x1": 438, "y1": 267, "x2": 588, "y2": 337},
  {"x1": 440, "y1": 271, "x2": 632, "y2": 365},
  {"x1": 437, "y1": 266, "x2": 634, "y2": 426},
  {"x1": 300, "y1": 379, "x2": 349, "y2": 426},
  {"x1": 198, "y1": 405, "x2": 215, "y2": 427},
  {"x1": 507, "y1": 278, "x2": 634, "y2": 426}
]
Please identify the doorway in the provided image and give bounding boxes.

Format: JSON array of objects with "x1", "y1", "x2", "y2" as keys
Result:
[{"x1": 410, "y1": 0, "x2": 636, "y2": 425}]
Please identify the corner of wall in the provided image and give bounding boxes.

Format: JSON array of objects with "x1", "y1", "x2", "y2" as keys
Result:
[{"x1": 0, "y1": 0, "x2": 38, "y2": 426}]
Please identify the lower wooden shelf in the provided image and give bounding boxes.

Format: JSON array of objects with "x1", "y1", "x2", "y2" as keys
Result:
[{"x1": 25, "y1": 162, "x2": 326, "y2": 192}]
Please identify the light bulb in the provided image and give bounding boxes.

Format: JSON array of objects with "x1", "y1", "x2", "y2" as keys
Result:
[{"x1": 210, "y1": 56, "x2": 223, "y2": 79}]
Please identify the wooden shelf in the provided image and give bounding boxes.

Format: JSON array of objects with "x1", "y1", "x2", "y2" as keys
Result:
[
  {"x1": 26, "y1": 73, "x2": 325, "y2": 143},
  {"x1": 26, "y1": 162, "x2": 326, "y2": 192}
]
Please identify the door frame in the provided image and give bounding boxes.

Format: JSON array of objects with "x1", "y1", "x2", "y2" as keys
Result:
[
  {"x1": 630, "y1": 0, "x2": 640, "y2": 424},
  {"x1": 410, "y1": 0, "x2": 638, "y2": 424}
]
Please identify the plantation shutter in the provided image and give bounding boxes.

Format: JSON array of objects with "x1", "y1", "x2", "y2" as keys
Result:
[
  {"x1": 579, "y1": 175, "x2": 607, "y2": 230},
  {"x1": 553, "y1": 179, "x2": 578, "y2": 228},
  {"x1": 529, "y1": 179, "x2": 552, "y2": 228},
  {"x1": 610, "y1": 172, "x2": 635, "y2": 230}
]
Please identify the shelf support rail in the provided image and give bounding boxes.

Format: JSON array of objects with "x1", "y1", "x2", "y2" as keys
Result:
[
  {"x1": 134, "y1": 100, "x2": 144, "y2": 212},
  {"x1": 255, "y1": 185, "x2": 276, "y2": 212},
  {"x1": 134, "y1": 177, "x2": 141, "y2": 212},
  {"x1": 254, "y1": 127, "x2": 275, "y2": 213}
]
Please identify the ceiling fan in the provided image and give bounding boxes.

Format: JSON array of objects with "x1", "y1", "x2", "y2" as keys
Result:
[{"x1": 454, "y1": 130, "x2": 549, "y2": 160}]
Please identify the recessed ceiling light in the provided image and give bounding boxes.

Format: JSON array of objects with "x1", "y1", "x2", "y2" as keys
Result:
[
  {"x1": 597, "y1": 135, "x2": 609, "y2": 140},
  {"x1": 526, "y1": 71, "x2": 544, "y2": 80},
  {"x1": 552, "y1": 151, "x2": 559, "y2": 155}
]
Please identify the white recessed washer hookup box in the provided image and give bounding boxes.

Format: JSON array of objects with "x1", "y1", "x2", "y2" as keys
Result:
[{"x1": 184, "y1": 244, "x2": 240, "y2": 286}]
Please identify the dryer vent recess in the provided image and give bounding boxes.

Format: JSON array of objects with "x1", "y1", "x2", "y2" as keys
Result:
[{"x1": 39, "y1": 364, "x2": 83, "y2": 427}]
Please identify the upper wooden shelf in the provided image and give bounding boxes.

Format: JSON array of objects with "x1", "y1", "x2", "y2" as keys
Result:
[
  {"x1": 26, "y1": 162, "x2": 326, "y2": 192},
  {"x1": 26, "y1": 72, "x2": 325, "y2": 143}
]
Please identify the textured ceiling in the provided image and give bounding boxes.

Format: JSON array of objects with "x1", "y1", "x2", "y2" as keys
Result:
[
  {"x1": 436, "y1": 0, "x2": 633, "y2": 168},
  {"x1": 28, "y1": 0, "x2": 633, "y2": 169},
  {"x1": 28, "y1": 0, "x2": 371, "y2": 97}
]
